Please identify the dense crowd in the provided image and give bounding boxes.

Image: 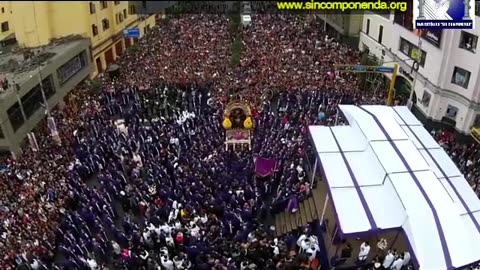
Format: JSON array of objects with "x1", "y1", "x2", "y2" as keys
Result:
[
  {"x1": 0, "y1": 5, "x2": 478, "y2": 270},
  {"x1": 433, "y1": 129, "x2": 480, "y2": 197}
]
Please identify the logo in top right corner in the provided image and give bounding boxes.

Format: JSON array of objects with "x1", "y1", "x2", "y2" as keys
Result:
[{"x1": 413, "y1": 0, "x2": 475, "y2": 29}]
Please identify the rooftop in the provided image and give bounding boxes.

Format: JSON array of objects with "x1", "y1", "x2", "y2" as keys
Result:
[
  {"x1": 0, "y1": 35, "x2": 86, "y2": 97},
  {"x1": 310, "y1": 105, "x2": 480, "y2": 270}
]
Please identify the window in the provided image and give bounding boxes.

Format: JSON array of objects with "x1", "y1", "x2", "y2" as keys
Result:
[
  {"x1": 142, "y1": 1, "x2": 147, "y2": 10},
  {"x1": 366, "y1": 19, "x2": 370, "y2": 35},
  {"x1": 7, "y1": 102, "x2": 25, "y2": 132},
  {"x1": 421, "y1": 29, "x2": 442, "y2": 48},
  {"x1": 57, "y1": 51, "x2": 87, "y2": 84},
  {"x1": 20, "y1": 76, "x2": 55, "y2": 119},
  {"x1": 459, "y1": 31, "x2": 478, "y2": 53},
  {"x1": 0, "y1": 126, "x2": 3, "y2": 139},
  {"x1": 445, "y1": 105, "x2": 458, "y2": 120},
  {"x1": 143, "y1": 25, "x2": 151, "y2": 34},
  {"x1": 102, "y1": 19, "x2": 110, "y2": 30},
  {"x1": 100, "y1": 1, "x2": 108, "y2": 9},
  {"x1": 394, "y1": 1, "x2": 414, "y2": 31},
  {"x1": 476, "y1": 1, "x2": 480, "y2": 17},
  {"x1": 1, "y1": 7, "x2": 4, "y2": 13},
  {"x1": 1, "y1": 21, "x2": 9, "y2": 32},
  {"x1": 114, "y1": 1, "x2": 121, "y2": 5},
  {"x1": 116, "y1": 13, "x2": 124, "y2": 24},
  {"x1": 399, "y1": 38, "x2": 427, "y2": 66},
  {"x1": 129, "y1": 4, "x2": 136, "y2": 14},
  {"x1": 42, "y1": 76, "x2": 55, "y2": 99},
  {"x1": 421, "y1": 91, "x2": 431, "y2": 107},
  {"x1": 89, "y1": 2, "x2": 96, "y2": 14},
  {"x1": 451, "y1": 67, "x2": 471, "y2": 88},
  {"x1": 21, "y1": 85, "x2": 44, "y2": 119},
  {"x1": 123, "y1": 9, "x2": 127, "y2": 18},
  {"x1": 378, "y1": 25, "x2": 383, "y2": 44},
  {"x1": 92, "y1": 24, "x2": 98, "y2": 36}
]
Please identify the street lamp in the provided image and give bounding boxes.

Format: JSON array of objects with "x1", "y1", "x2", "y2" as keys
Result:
[
  {"x1": 407, "y1": 34, "x2": 422, "y2": 110},
  {"x1": 32, "y1": 67, "x2": 61, "y2": 144}
]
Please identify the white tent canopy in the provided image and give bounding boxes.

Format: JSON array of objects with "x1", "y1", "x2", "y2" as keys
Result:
[{"x1": 309, "y1": 105, "x2": 480, "y2": 270}]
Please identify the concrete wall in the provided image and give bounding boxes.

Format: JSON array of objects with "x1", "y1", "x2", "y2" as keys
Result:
[{"x1": 0, "y1": 39, "x2": 94, "y2": 155}]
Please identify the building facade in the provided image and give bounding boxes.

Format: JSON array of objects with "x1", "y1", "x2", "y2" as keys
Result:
[
  {"x1": 317, "y1": 11, "x2": 363, "y2": 46},
  {"x1": 0, "y1": 38, "x2": 94, "y2": 155},
  {"x1": 0, "y1": 1, "x2": 14, "y2": 46},
  {"x1": 359, "y1": 7, "x2": 480, "y2": 135},
  {"x1": 9, "y1": 1, "x2": 156, "y2": 77}
]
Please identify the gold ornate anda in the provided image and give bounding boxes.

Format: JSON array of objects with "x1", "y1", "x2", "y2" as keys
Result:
[
  {"x1": 222, "y1": 101, "x2": 253, "y2": 130},
  {"x1": 224, "y1": 101, "x2": 252, "y2": 117}
]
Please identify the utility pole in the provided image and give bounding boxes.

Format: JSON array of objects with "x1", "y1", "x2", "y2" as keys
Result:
[
  {"x1": 408, "y1": 34, "x2": 422, "y2": 110},
  {"x1": 32, "y1": 0, "x2": 61, "y2": 145},
  {"x1": 36, "y1": 67, "x2": 61, "y2": 145}
]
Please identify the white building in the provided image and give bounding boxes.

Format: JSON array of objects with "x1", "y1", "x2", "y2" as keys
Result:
[{"x1": 358, "y1": 9, "x2": 480, "y2": 134}]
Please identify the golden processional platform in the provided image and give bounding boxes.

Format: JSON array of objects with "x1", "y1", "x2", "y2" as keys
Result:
[{"x1": 222, "y1": 101, "x2": 253, "y2": 151}]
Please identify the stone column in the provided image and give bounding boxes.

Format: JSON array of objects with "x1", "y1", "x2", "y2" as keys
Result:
[
  {"x1": 418, "y1": 0, "x2": 425, "y2": 19},
  {"x1": 463, "y1": 0, "x2": 471, "y2": 19}
]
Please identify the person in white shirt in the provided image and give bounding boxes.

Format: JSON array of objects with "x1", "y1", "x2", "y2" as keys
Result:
[
  {"x1": 111, "y1": 240, "x2": 121, "y2": 256},
  {"x1": 296, "y1": 234, "x2": 308, "y2": 253},
  {"x1": 392, "y1": 256, "x2": 404, "y2": 270},
  {"x1": 161, "y1": 255, "x2": 175, "y2": 270},
  {"x1": 357, "y1": 241, "x2": 370, "y2": 262},
  {"x1": 87, "y1": 258, "x2": 98, "y2": 270},
  {"x1": 190, "y1": 224, "x2": 200, "y2": 239},
  {"x1": 165, "y1": 232, "x2": 175, "y2": 247},
  {"x1": 160, "y1": 222, "x2": 171, "y2": 235},
  {"x1": 305, "y1": 241, "x2": 320, "y2": 262},
  {"x1": 173, "y1": 256, "x2": 185, "y2": 270},
  {"x1": 383, "y1": 250, "x2": 395, "y2": 269},
  {"x1": 270, "y1": 238, "x2": 280, "y2": 256},
  {"x1": 143, "y1": 230, "x2": 153, "y2": 246},
  {"x1": 30, "y1": 259, "x2": 40, "y2": 270},
  {"x1": 402, "y1": 251, "x2": 411, "y2": 268}
]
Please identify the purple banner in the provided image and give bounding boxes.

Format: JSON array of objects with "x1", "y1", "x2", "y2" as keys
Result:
[{"x1": 255, "y1": 157, "x2": 278, "y2": 177}]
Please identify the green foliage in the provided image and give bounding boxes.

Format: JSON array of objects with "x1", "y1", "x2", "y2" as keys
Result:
[
  {"x1": 229, "y1": 13, "x2": 242, "y2": 67},
  {"x1": 127, "y1": 44, "x2": 141, "y2": 53},
  {"x1": 89, "y1": 79, "x2": 103, "y2": 94},
  {"x1": 231, "y1": 34, "x2": 243, "y2": 67},
  {"x1": 229, "y1": 13, "x2": 241, "y2": 35},
  {"x1": 165, "y1": 3, "x2": 186, "y2": 17}
]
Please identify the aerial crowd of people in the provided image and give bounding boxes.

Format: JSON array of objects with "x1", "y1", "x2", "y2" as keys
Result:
[{"x1": 0, "y1": 2, "x2": 479, "y2": 270}]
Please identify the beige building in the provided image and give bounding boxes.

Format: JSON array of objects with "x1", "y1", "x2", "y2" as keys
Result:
[{"x1": 8, "y1": 1, "x2": 157, "y2": 76}]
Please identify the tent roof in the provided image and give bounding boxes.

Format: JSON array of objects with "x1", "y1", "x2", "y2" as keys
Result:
[{"x1": 309, "y1": 105, "x2": 480, "y2": 270}]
